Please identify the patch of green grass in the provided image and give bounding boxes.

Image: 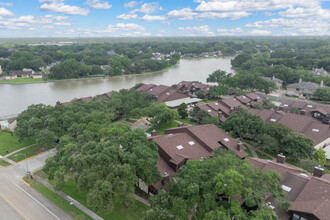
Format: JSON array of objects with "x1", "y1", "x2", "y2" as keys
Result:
[
  {"x1": 0, "y1": 78, "x2": 44, "y2": 84},
  {"x1": 146, "y1": 121, "x2": 179, "y2": 135},
  {"x1": 0, "y1": 158, "x2": 10, "y2": 166},
  {"x1": 26, "y1": 177, "x2": 92, "y2": 220},
  {"x1": 255, "y1": 150, "x2": 273, "y2": 160},
  {"x1": 199, "y1": 99, "x2": 220, "y2": 104},
  {"x1": 180, "y1": 118, "x2": 199, "y2": 126},
  {"x1": 243, "y1": 139, "x2": 256, "y2": 147},
  {"x1": 243, "y1": 145, "x2": 253, "y2": 157},
  {"x1": 8, "y1": 144, "x2": 52, "y2": 162},
  {"x1": 286, "y1": 158, "x2": 300, "y2": 167},
  {"x1": 0, "y1": 132, "x2": 35, "y2": 155},
  {"x1": 55, "y1": 178, "x2": 148, "y2": 220}
]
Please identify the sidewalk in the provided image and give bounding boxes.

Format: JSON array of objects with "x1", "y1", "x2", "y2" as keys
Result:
[
  {"x1": 34, "y1": 175, "x2": 103, "y2": 220},
  {"x1": 6, "y1": 144, "x2": 36, "y2": 157},
  {"x1": 133, "y1": 194, "x2": 150, "y2": 207},
  {"x1": 0, "y1": 156, "x2": 15, "y2": 165},
  {"x1": 244, "y1": 142, "x2": 276, "y2": 161}
]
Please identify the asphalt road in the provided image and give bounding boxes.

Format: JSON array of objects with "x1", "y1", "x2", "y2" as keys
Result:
[{"x1": 0, "y1": 149, "x2": 73, "y2": 220}]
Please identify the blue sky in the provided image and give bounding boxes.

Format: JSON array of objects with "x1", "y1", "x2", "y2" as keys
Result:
[{"x1": 0, "y1": 0, "x2": 329, "y2": 37}]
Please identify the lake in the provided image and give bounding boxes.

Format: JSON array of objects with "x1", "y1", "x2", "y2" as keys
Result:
[{"x1": 0, "y1": 57, "x2": 234, "y2": 117}]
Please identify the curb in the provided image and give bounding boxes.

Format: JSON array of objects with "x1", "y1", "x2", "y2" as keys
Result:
[
  {"x1": 21, "y1": 177, "x2": 30, "y2": 187},
  {"x1": 0, "y1": 164, "x2": 12, "y2": 168},
  {"x1": 16, "y1": 151, "x2": 45, "y2": 163}
]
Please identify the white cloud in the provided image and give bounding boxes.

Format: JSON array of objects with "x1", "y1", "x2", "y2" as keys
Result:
[
  {"x1": 197, "y1": 11, "x2": 250, "y2": 19},
  {"x1": 279, "y1": 7, "x2": 330, "y2": 19},
  {"x1": 249, "y1": 29, "x2": 272, "y2": 35},
  {"x1": 116, "y1": 13, "x2": 138, "y2": 20},
  {"x1": 168, "y1": 8, "x2": 197, "y2": 20},
  {"x1": 40, "y1": 2, "x2": 90, "y2": 15},
  {"x1": 178, "y1": 25, "x2": 210, "y2": 32},
  {"x1": 217, "y1": 27, "x2": 243, "y2": 33},
  {"x1": 85, "y1": 0, "x2": 111, "y2": 10},
  {"x1": 194, "y1": 0, "x2": 317, "y2": 12},
  {"x1": 107, "y1": 23, "x2": 145, "y2": 32},
  {"x1": 246, "y1": 17, "x2": 329, "y2": 35},
  {"x1": 124, "y1": 1, "x2": 141, "y2": 8},
  {"x1": 133, "y1": 2, "x2": 162, "y2": 14},
  {"x1": 54, "y1": 22, "x2": 71, "y2": 26},
  {"x1": 0, "y1": 7, "x2": 13, "y2": 16},
  {"x1": 0, "y1": 2, "x2": 12, "y2": 7},
  {"x1": 140, "y1": 15, "x2": 166, "y2": 21}
]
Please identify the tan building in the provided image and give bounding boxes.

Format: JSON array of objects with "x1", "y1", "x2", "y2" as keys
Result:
[{"x1": 286, "y1": 79, "x2": 323, "y2": 99}]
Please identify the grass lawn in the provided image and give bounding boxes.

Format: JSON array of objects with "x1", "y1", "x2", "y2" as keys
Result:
[
  {"x1": 262, "y1": 149, "x2": 278, "y2": 158},
  {"x1": 199, "y1": 99, "x2": 220, "y2": 104},
  {"x1": 25, "y1": 177, "x2": 92, "y2": 220},
  {"x1": 255, "y1": 150, "x2": 273, "y2": 160},
  {"x1": 243, "y1": 145, "x2": 253, "y2": 157},
  {"x1": 47, "y1": 176, "x2": 148, "y2": 220},
  {"x1": 0, "y1": 132, "x2": 35, "y2": 155},
  {"x1": 0, "y1": 158, "x2": 10, "y2": 166},
  {"x1": 0, "y1": 78, "x2": 44, "y2": 84},
  {"x1": 146, "y1": 121, "x2": 179, "y2": 135},
  {"x1": 8, "y1": 144, "x2": 52, "y2": 162},
  {"x1": 179, "y1": 118, "x2": 199, "y2": 126},
  {"x1": 286, "y1": 158, "x2": 300, "y2": 167}
]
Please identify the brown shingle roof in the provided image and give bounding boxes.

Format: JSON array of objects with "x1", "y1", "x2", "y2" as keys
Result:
[
  {"x1": 8, "y1": 117, "x2": 16, "y2": 124},
  {"x1": 235, "y1": 95, "x2": 252, "y2": 105},
  {"x1": 220, "y1": 97, "x2": 242, "y2": 109}
]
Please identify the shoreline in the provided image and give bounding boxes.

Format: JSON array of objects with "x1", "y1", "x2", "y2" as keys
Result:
[{"x1": 0, "y1": 61, "x2": 181, "y2": 85}]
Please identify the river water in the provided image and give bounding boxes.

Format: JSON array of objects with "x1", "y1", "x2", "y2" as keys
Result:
[{"x1": 0, "y1": 57, "x2": 234, "y2": 117}]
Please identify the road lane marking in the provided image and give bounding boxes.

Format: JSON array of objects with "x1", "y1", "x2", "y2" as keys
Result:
[
  {"x1": 0, "y1": 173, "x2": 61, "y2": 220},
  {"x1": 0, "y1": 193, "x2": 29, "y2": 220}
]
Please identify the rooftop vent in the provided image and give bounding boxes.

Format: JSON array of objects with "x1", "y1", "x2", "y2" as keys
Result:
[
  {"x1": 207, "y1": 110, "x2": 211, "y2": 112},
  {"x1": 166, "y1": 93, "x2": 170, "y2": 95},
  {"x1": 283, "y1": 104, "x2": 288, "y2": 107},
  {"x1": 307, "y1": 105, "x2": 313, "y2": 108},
  {"x1": 270, "y1": 119, "x2": 277, "y2": 122},
  {"x1": 223, "y1": 138, "x2": 230, "y2": 142},
  {"x1": 176, "y1": 145, "x2": 183, "y2": 150},
  {"x1": 312, "y1": 129, "x2": 319, "y2": 132},
  {"x1": 243, "y1": 96, "x2": 246, "y2": 98},
  {"x1": 281, "y1": 185, "x2": 292, "y2": 192},
  {"x1": 188, "y1": 141, "x2": 195, "y2": 145},
  {"x1": 150, "y1": 89, "x2": 153, "y2": 91},
  {"x1": 300, "y1": 173, "x2": 309, "y2": 178},
  {"x1": 215, "y1": 103, "x2": 219, "y2": 105}
]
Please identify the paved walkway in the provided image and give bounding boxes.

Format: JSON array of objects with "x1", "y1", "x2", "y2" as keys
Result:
[
  {"x1": 6, "y1": 144, "x2": 36, "y2": 157},
  {"x1": 34, "y1": 175, "x2": 104, "y2": 220},
  {"x1": 0, "y1": 156, "x2": 15, "y2": 165},
  {"x1": 133, "y1": 194, "x2": 150, "y2": 207},
  {"x1": 244, "y1": 142, "x2": 276, "y2": 161}
]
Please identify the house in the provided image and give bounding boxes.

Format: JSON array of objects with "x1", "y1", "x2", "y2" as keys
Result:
[
  {"x1": 249, "y1": 156, "x2": 330, "y2": 220},
  {"x1": 136, "y1": 84, "x2": 189, "y2": 103},
  {"x1": 309, "y1": 68, "x2": 330, "y2": 77},
  {"x1": 0, "y1": 117, "x2": 16, "y2": 131},
  {"x1": 148, "y1": 124, "x2": 248, "y2": 193},
  {"x1": 177, "y1": 81, "x2": 210, "y2": 97},
  {"x1": 8, "y1": 117, "x2": 17, "y2": 132},
  {"x1": 279, "y1": 100, "x2": 330, "y2": 124},
  {"x1": 249, "y1": 108, "x2": 330, "y2": 149},
  {"x1": 261, "y1": 76, "x2": 283, "y2": 89},
  {"x1": 56, "y1": 96, "x2": 93, "y2": 105},
  {"x1": 286, "y1": 79, "x2": 324, "y2": 99},
  {"x1": 6, "y1": 69, "x2": 42, "y2": 80},
  {"x1": 197, "y1": 93, "x2": 260, "y2": 122},
  {"x1": 107, "y1": 51, "x2": 116, "y2": 56}
]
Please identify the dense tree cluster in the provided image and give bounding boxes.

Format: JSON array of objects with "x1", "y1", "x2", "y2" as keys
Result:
[
  {"x1": 223, "y1": 108, "x2": 315, "y2": 159},
  {"x1": 147, "y1": 151, "x2": 289, "y2": 220},
  {"x1": 14, "y1": 88, "x2": 168, "y2": 211}
]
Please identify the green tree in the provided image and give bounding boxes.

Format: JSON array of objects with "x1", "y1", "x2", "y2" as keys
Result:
[
  {"x1": 231, "y1": 53, "x2": 252, "y2": 68},
  {"x1": 147, "y1": 152, "x2": 288, "y2": 219},
  {"x1": 208, "y1": 85, "x2": 230, "y2": 99},
  {"x1": 222, "y1": 108, "x2": 265, "y2": 138},
  {"x1": 281, "y1": 133, "x2": 314, "y2": 159},
  {"x1": 177, "y1": 103, "x2": 188, "y2": 119},
  {"x1": 207, "y1": 70, "x2": 230, "y2": 85},
  {"x1": 35, "y1": 129, "x2": 55, "y2": 147},
  {"x1": 314, "y1": 87, "x2": 330, "y2": 102},
  {"x1": 314, "y1": 147, "x2": 327, "y2": 165}
]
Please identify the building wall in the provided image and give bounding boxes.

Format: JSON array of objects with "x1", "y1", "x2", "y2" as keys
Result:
[
  {"x1": 32, "y1": 75, "x2": 43, "y2": 79},
  {"x1": 9, "y1": 120, "x2": 17, "y2": 132},
  {"x1": 315, "y1": 137, "x2": 330, "y2": 150}
]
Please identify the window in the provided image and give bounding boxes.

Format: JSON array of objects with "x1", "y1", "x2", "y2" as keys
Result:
[
  {"x1": 293, "y1": 214, "x2": 299, "y2": 220},
  {"x1": 296, "y1": 88, "x2": 300, "y2": 91}
]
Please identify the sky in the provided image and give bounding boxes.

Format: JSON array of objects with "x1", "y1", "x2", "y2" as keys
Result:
[{"x1": 0, "y1": 0, "x2": 329, "y2": 38}]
